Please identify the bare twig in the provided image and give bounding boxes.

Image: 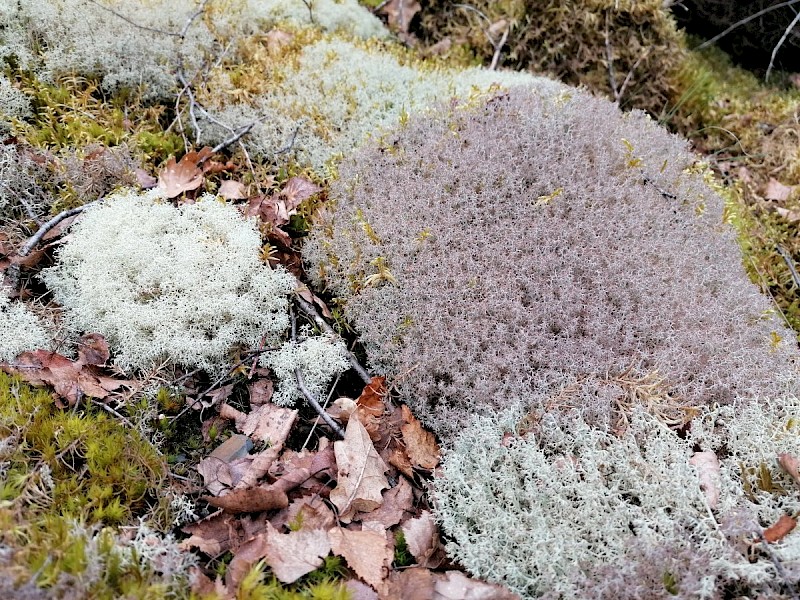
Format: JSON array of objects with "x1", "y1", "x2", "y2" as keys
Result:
[
  {"x1": 776, "y1": 244, "x2": 800, "y2": 289},
  {"x1": 294, "y1": 295, "x2": 372, "y2": 384},
  {"x1": 18, "y1": 204, "x2": 92, "y2": 258},
  {"x1": 179, "y1": 0, "x2": 211, "y2": 39},
  {"x1": 696, "y1": 0, "x2": 800, "y2": 50},
  {"x1": 489, "y1": 26, "x2": 509, "y2": 71},
  {"x1": 91, "y1": 399, "x2": 134, "y2": 428},
  {"x1": 604, "y1": 14, "x2": 619, "y2": 103},
  {"x1": 210, "y1": 122, "x2": 259, "y2": 155},
  {"x1": 757, "y1": 533, "x2": 800, "y2": 600},
  {"x1": 83, "y1": 0, "x2": 179, "y2": 37},
  {"x1": 300, "y1": 0, "x2": 315, "y2": 24},
  {"x1": 766, "y1": 9, "x2": 800, "y2": 81},
  {"x1": 295, "y1": 368, "x2": 345, "y2": 439}
]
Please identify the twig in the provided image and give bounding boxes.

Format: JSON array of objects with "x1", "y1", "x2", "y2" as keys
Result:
[
  {"x1": 275, "y1": 126, "x2": 301, "y2": 155},
  {"x1": 489, "y1": 27, "x2": 509, "y2": 71},
  {"x1": 210, "y1": 122, "x2": 258, "y2": 155},
  {"x1": 604, "y1": 14, "x2": 619, "y2": 103},
  {"x1": 178, "y1": 0, "x2": 211, "y2": 39},
  {"x1": 766, "y1": 9, "x2": 800, "y2": 81},
  {"x1": 696, "y1": 0, "x2": 800, "y2": 50},
  {"x1": 371, "y1": 0, "x2": 391, "y2": 12},
  {"x1": 641, "y1": 174, "x2": 678, "y2": 201},
  {"x1": 776, "y1": 244, "x2": 800, "y2": 290},
  {"x1": 18, "y1": 204, "x2": 92, "y2": 258},
  {"x1": 294, "y1": 295, "x2": 372, "y2": 384},
  {"x1": 300, "y1": 0, "x2": 315, "y2": 24},
  {"x1": 91, "y1": 399, "x2": 134, "y2": 428},
  {"x1": 295, "y1": 368, "x2": 345, "y2": 439},
  {"x1": 83, "y1": 0, "x2": 179, "y2": 37}
]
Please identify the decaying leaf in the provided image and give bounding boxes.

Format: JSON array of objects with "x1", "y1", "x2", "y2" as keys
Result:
[
  {"x1": 180, "y1": 513, "x2": 243, "y2": 556},
  {"x1": 202, "y1": 484, "x2": 289, "y2": 514},
  {"x1": 386, "y1": 568, "x2": 434, "y2": 600},
  {"x1": 401, "y1": 404, "x2": 440, "y2": 470},
  {"x1": 356, "y1": 376, "x2": 387, "y2": 439},
  {"x1": 764, "y1": 178, "x2": 794, "y2": 202},
  {"x1": 361, "y1": 478, "x2": 414, "y2": 529},
  {"x1": 690, "y1": 451, "x2": 721, "y2": 510},
  {"x1": 281, "y1": 176, "x2": 321, "y2": 210},
  {"x1": 433, "y1": 571, "x2": 520, "y2": 600},
  {"x1": 157, "y1": 148, "x2": 213, "y2": 198},
  {"x1": 778, "y1": 452, "x2": 800, "y2": 487},
  {"x1": 400, "y1": 510, "x2": 444, "y2": 568},
  {"x1": 221, "y1": 402, "x2": 297, "y2": 446},
  {"x1": 218, "y1": 179, "x2": 248, "y2": 200},
  {"x1": 263, "y1": 522, "x2": 331, "y2": 583},
  {"x1": 329, "y1": 416, "x2": 389, "y2": 522},
  {"x1": 272, "y1": 495, "x2": 336, "y2": 533},
  {"x1": 379, "y1": 0, "x2": 421, "y2": 35},
  {"x1": 3, "y1": 347, "x2": 129, "y2": 407},
  {"x1": 76, "y1": 333, "x2": 110, "y2": 366},
  {"x1": 248, "y1": 378, "x2": 273, "y2": 406},
  {"x1": 329, "y1": 527, "x2": 392, "y2": 593},
  {"x1": 763, "y1": 514, "x2": 797, "y2": 543}
]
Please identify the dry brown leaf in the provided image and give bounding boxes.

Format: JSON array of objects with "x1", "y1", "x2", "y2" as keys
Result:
[
  {"x1": 235, "y1": 447, "x2": 282, "y2": 489},
  {"x1": 76, "y1": 333, "x2": 110, "y2": 366},
  {"x1": 385, "y1": 568, "x2": 435, "y2": 600},
  {"x1": 3, "y1": 349, "x2": 129, "y2": 407},
  {"x1": 774, "y1": 206, "x2": 800, "y2": 222},
  {"x1": 241, "y1": 403, "x2": 297, "y2": 445},
  {"x1": 379, "y1": 0, "x2": 421, "y2": 35},
  {"x1": 387, "y1": 444, "x2": 414, "y2": 480},
  {"x1": 202, "y1": 484, "x2": 289, "y2": 514},
  {"x1": 401, "y1": 404, "x2": 440, "y2": 470},
  {"x1": 329, "y1": 417, "x2": 389, "y2": 522},
  {"x1": 433, "y1": 571, "x2": 519, "y2": 599},
  {"x1": 157, "y1": 148, "x2": 213, "y2": 198},
  {"x1": 400, "y1": 510, "x2": 443, "y2": 568},
  {"x1": 180, "y1": 513, "x2": 242, "y2": 556},
  {"x1": 778, "y1": 452, "x2": 800, "y2": 487},
  {"x1": 689, "y1": 451, "x2": 721, "y2": 510},
  {"x1": 356, "y1": 376, "x2": 387, "y2": 440},
  {"x1": 347, "y1": 579, "x2": 380, "y2": 600},
  {"x1": 135, "y1": 167, "x2": 157, "y2": 189},
  {"x1": 361, "y1": 478, "x2": 414, "y2": 529},
  {"x1": 329, "y1": 527, "x2": 392, "y2": 592},
  {"x1": 764, "y1": 514, "x2": 797, "y2": 543},
  {"x1": 328, "y1": 397, "x2": 357, "y2": 423},
  {"x1": 281, "y1": 176, "x2": 322, "y2": 211},
  {"x1": 272, "y1": 496, "x2": 336, "y2": 532},
  {"x1": 265, "y1": 29, "x2": 294, "y2": 53},
  {"x1": 248, "y1": 378, "x2": 273, "y2": 406},
  {"x1": 262, "y1": 522, "x2": 331, "y2": 583},
  {"x1": 225, "y1": 532, "x2": 269, "y2": 591},
  {"x1": 219, "y1": 179, "x2": 247, "y2": 200},
  {"x1": 764, "y1": 178, "x2": 794, "y2": 202}
]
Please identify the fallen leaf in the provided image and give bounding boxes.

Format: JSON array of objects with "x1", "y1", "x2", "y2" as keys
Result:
[
  {"x1": 764, "y1": 178, "x2": 794, "y2": 202},
  {"x1": 401, "y1": 405, "x2": 440, "y2": 469},
  {"x1": 690, "y1": 451, "x2": 721, "y2": 510},
  {"x1": 433, "y1": 571, "x2": 519, "y2": 599},
  {"x1": 361, "y1": 478, "x2": 414, "y2": 529},
  {"x1": 329, "y1": 527, "x2": 392, "y2": 592},
  {"x1": 347, "y1": 579, "x2": 379, "y2": 600},
  {"x1": 379, "y1": 0, "x2": 421, "y2": 35},
  {"x1": 387, "y1": 444, "x2": 414, "y2": 480},
  {"x1": 241, "y1": 403, "x2": 297, "y2": 445},
  {"x1": 265, "y1": 29, "x2": 294, "y2": 53},
  {"x1": 401, "y1": 510, "x2": 446, "y2": 568},
  {"x1": 263, "y1": 522, "x2": 331, "y2": 583},
  {"x1": 76, "y1": 333, "x2": 110, "y2": 366},
  {"x1": 157, "y1": 148, "x2": 213, "y2": 198},
  {"x1": 135, "y1": 167, "x2": 157, "y2": 189},
  {"x1": 775, "y1": 206, "x2": 800, "y2": 222},
  {"x1": 248, "y1": 378, "x2": 273, "y2": 406},
  {"x1": 328, "y1": 397, "x2": 357, "y2": 423},
  {"x1": 272, "y1": 495, "x2": 336, "y2": 532},
  {"x1": 281, "y1": 176, "x2": 321, "y2": 211},
  {"x1": 329, "y1": 417, "x2": 389, "y2": 522},
  {"x1": 235, "y1": 446, "x2": 283, "y2": 489},
  {"x1": 202, "y1": 484, "x2": 289, "y2": 514},
  {"x1": 181, "y1": 512, "x2": 243, "y2": 556},
  {"x1": 219, "y1": 179, "x2": 248, "y2": 200},
  {"x1": 778, "y1": 452, "x2": 800, "y2": 487},
  {"x1": 225, "y1": 532, "x2": 269, "y2": 591},
  {"x1": 764, "y1": 514, "x2": 797, "y2": 543},
  {"x1": 3, "y1": 349, "x2": 129, "y2": 407},
  {"x1": 386, "y1": 568, "x2": 435, "y2": 600},
  {"x1": 356, "y1": 377, "x2": 387, "y2": 440}
]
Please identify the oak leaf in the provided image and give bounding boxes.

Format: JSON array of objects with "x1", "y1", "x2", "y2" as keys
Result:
[
  {"x1": 400, "y1": 510, "x2": 444, "y2": 568},
  {"x1": 157, "y1": 148, "x2": 213, "y2": 198},
  {"x1": 778, "y1": 452, "x2": 800, "y2": 487},
  {"x1": 329, "y1": 416, "x2": 389, "y2": 522}
]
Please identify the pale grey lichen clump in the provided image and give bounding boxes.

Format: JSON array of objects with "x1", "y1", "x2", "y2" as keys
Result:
[
  {"x1": 305, "y1": 87, "x2": 799, "y2": 443},
  {"x1": 42, "y1": 191, "x2": 296, "y2": 373},
  {"x1": 262, "y1": 336, "x2": 350, "y2": 407},
  {"x1": 0, "y1": 75, "x2": 30, "y2": 135},
  {"x1": 435, "y1": 401, "x2": 800, "y2": 598},
  {"x1": 197, "y1": 38, "x2": 564, "y2": 170},
  {"x1": 0, "y1": 292, "x2": 51, "y2": 362}
]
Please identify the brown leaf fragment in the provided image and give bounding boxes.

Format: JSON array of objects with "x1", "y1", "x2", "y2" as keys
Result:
[
  {"x1": 689, "y1": 451, "x2": 721, "y2": 510},
  {"x1": 764, "y1": 178, "x2": 794, "y2": 202},
  {"x1": 76, "y1": 333, "x2": 110, "y2": 366},
  {"x1": 379, "y1": 0, "x2": 421, "y2": 35},
  {"x1": 135, "y1": 167, "x2": 157, "y2": 189},
  {"x1": 330, "y1": 417, "x2": 389, "y2": 522},
  {"x1": 401, "y1": 510, "x2": 443, "y2": 568},
  {"x1": 263, "y1": 522, "x2": 331, "y2": 583},
  {"x1": 265, "y1": 29, "x2": 294, "y2": 53},
  {"x1": 401, "y1": 404, "x2": 440, "y2": 470},
  {"x1": 387, "y1": 444, "x2": 414, "y2": 480},
  {"x1": 219, "y1": 179, "x2": 247, "y2": 200},
  {"x1": 202, "y1": 485, "x2": 289, "y2": 514},
  {"x1": 273, "y1": 495, "x2": 336, "y2": 532},
  {"x1": 281, "y1": 176, "x2": 321, "y2": 211},
  {"x1": 329, "y1": 527, "x2": 392, "y2": 593},
  {"x1": 385, "y1": 568, "x2": 435, "y2": 600},
  {"x1": 361, "y1": 478, "x2": 414, "y2": 529},
  {"x1": 778, "y1": 452, "x2": 800, "y2": 487},
  {"x1": 356, "y1": 376, "x2": 386, "y2": 440},
  {"x1": 180, "y1": 512, "x2": 242, "y2": 556},
  {"x1": 240, "y1": 403, "x2": 297, "y2": 446},
  {"x1": 157, "y1": 149, "x2": 212, "y2": 198},
  {"x1": 763, "y1": 514, "x2": 797, "y2": 543},
  {"x1": 225, "y1": 532, "x2": 268, "y2": 591},
  {"x1": 248, "y1": 378, "x2": 273, "y2": 406},
  {"x1": 433, "y1": 571, "x2": 519, "y2": 599},
  {"x1": 347, "y1": 579, "x2": 380, "y2": 600}
]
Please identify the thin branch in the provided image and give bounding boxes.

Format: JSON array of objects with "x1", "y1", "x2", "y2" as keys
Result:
[
  {"x1": 179, "y1": 0, "x2": 211, "y2": 39},
  {"x1": 83, "y1": 0, "x2": 180, "y2": 37},
  {"x1": 617, "y1": 51, "x2": 648, "y2": 104},
  {"x1": 696, "y1": 0, "x2": 800, "y2": 50},
  {"x1": 757, "y1": 533, "x2": 800, "y2": 600},
  {"x1": 371, "y1": 0, "x2": 391, "y2": 12},
  {"x1": 776, "y1": 244, "x2": 800, "y2": 289},
  {"x1": 489, "y1": 27, "x2": 509, "y2": 71},
  {"x1": 295, "y1": 368, "x2": 345, "y2": 439},
  {"x1": 766, "y1": 9, "x2": 800, "y2": 81},
  {"x1": 300, "y1": 0, "x2": 315, "y2": 24},
  {"x1": 91, "y1": 399, "x2": 134, "y2": 428},
  {"x1": 604, "y1": 14, "x2": 619, "y2": 103},
  {"x1": 17, "y1": 204, "x2": 92, "y2": 258},
  {"x1": 294, "y1": 295, "x2": 372, "y2": 384},
  {"x1": 210, "y1": 122, "x2": 258, "y2": 155}
]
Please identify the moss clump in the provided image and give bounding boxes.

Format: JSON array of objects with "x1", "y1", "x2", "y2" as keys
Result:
[
  {"x1": 234, "y1": 558, "x2": 351, "y2": 600},
  {"x1": 416, "y1": 0, "x2": 686, "y2": 115},
  {"x1": 0, "y1": 372, "x2": 188, "y2": 597}
]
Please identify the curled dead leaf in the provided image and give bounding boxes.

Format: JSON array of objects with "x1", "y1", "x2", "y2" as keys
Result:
[
  {"x1": 778, "y1": 452, "x2": 800, "y2": 487},
  {"x1": 764, "y1": 514, "x2": 797, "y2": 543}
]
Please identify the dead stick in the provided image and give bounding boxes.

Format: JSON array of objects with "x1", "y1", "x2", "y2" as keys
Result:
[
  {"x1": 295, "y1": 368, "x2": 345, "y2": 439},
  {"x1": 18, "y1": 204, "x2": 92, "y2": 258}
]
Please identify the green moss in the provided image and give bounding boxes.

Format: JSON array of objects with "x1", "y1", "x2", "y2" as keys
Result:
[
  {"x1": 235, "y1": 559, "x2": 351, "y2": 600},
  {"x1": 392, "y1": 530, "x2": 414, "y2": 568}
]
